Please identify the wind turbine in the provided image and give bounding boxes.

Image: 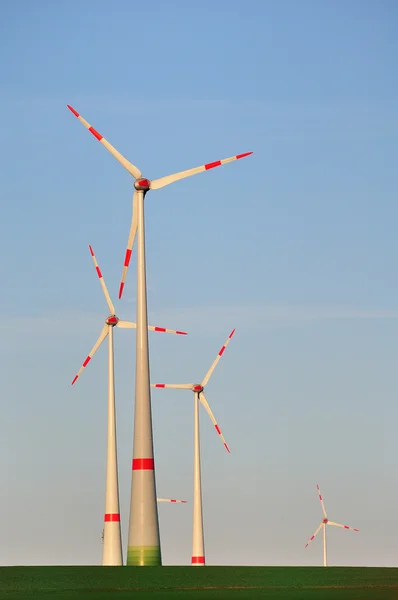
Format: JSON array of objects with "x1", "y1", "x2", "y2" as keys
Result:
[
  {"x1": 305, "y1": 484, "x2": 359, "y2": 567},
  {"x1": 151, "y1": 329, "x2": 235, "y2": 566},
  {"x1": 67, "y1": 104, "x2": 252, "y2": 566},
  {"x1": 71, "y1": 245, "x2": 186, "y2": 566}
]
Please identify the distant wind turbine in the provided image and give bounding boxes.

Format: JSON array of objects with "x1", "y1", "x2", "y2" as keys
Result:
[
  {"x1": 152, "y1": 329, "x2": 235, "y2": 565},
  {"x1": 305, "y1": 484, "x2": 359, "y2": 567}
]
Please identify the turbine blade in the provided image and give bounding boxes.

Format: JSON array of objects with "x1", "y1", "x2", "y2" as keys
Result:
[
  {"x1": 201, "y1": 329, "x2": 235, "y2": 387},
  {"x1": 148, "y1": 325, "x2": 187, "y2": 335},
  {"x1": 119, "y1": 191, "x2": 138, "y2": 299},
  {"x1": 116, "y1": 320, "x2": 137, "y2": 329},
  {"x1": 317, "y1": 484, "x2": 328, "y2": 518},
  {"x1": 117, "y1": 321, "x2": 187, "y2": 335},
  {"x1": 71, "y1": 324, "x2": 108, "y2": 385},
  {"x1": 327, "y1": 521, "x2": 359, "y2": 532},
  {"x1": 150, "y1": 152, "x2": 253, "y2": 190},
  {"x1": 199, "y1": 392, "x2": 230, "y2": 453},
  {"x1": 305, "y1": 522, "x2": 323, "y2": 548},
  {"x1": 67, "y1": 105, "x2": 142, "y2": 179},
  {"x1": 157, "y1": 498, "x2": 187, "y2": 503},
  {"x1": 88, "y1": 245, "x2": 115, "y2": 315},
  {"x1": 151, "y1": 383, "x2": 193, "y2": 389}
]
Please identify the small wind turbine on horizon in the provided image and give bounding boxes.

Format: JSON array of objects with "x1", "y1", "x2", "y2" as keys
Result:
[
  {"x1": 305, "y1": 484, "x2": 359, "y2": 567},
  {"x1": 67, "y1": 103, "x2": 252, "y2": 565},
  {"x1": 151, "y1": 329, "x2": 235, "y2": 566},
  {"x1": 71, "y1": 245, "x2": 186, "y2": 566}
]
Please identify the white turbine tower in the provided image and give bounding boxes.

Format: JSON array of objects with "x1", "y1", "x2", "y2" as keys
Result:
[
  {"x1": 305, "y1": 484, "x2": 359, "y2": 567},
  {"x1": 67, "y1": 104, "x2": 251, "y2": 565},
  {"x1": 152, "y1": 329, "x2": 235, "y2": 566},
  {"x1": 71, "y1": 245, "x2": 186, "y2": 566}
]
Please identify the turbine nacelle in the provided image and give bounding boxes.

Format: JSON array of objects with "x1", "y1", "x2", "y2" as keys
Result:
[
  {"x1": 192, "y1": 384, "x2": 204, "y2": 393},
  {"x1": 106, "y1": 315, "x2": 119, "y2": 326},
  {"x1": 134, "y1": 178, "x2": 151, "y2": 191}
]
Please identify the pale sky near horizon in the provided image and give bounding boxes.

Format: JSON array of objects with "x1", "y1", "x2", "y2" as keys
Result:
[{"x1": 1, "y1": 0, "x2": 398, "y2": 567}]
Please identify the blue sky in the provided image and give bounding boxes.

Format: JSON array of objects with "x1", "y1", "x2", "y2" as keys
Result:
[{"x1": 1, "y1": 0, "x2": 397, "y2": 567}]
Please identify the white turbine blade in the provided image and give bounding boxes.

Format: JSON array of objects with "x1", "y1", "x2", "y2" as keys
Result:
[
  {"x1": 317, "y1": 484, "x2": 328, "y2": 518},
  {"x1": 71, "y1": 324, "x2": 109, "y2": 385},
  {"x1": 116, "y1": 320, "x2": 137, "y2": 329},
  {"x1": 148, "y1": 325, "x2": 187, "y2": 335},
  {"x1": 327, "y1": 521, "x2": 359, "y2": 532},
  {"x1": 305, "y1": 522, "x2": 323, "y2": 548},
  {"x1": 88, "y1": 245, "x2": 115, "y2": 315},
  {"x1": 150, "y1": 152, "x2": 253, "y2": 190},
  {"x1": 157, "y1": 498, "x2": 187, "y2": 503},
  {"x1": 201, "y1": 329, "x2": 235, "y2": 388},
  {"x1": 67, "y1": 105, "x2": 142, "y2": 179},
  {"x1": 199, "y1": 392, "x2": 230, "y2": 453},
  {"x1": 117, "y1": 321, "x2": 187, "y2": 335},
  {"x1": 119, "y1": 191, "x2": 138, "y2": 299},
  {"x1": 151, "y1": 383, "x2": 193, "y2": 389}
]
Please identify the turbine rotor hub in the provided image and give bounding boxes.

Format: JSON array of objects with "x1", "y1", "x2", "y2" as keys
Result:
[
  {"x1": 322, "y1": 518, "x2": 328, "y2": 524},
  {"x1": 106, "y1": 315, "x2": 119, "y2": 326},
  {"x1": 192, "y1": 384, "x2": 204, "y2": 393},
  {"x1": 134, "y1": 178, "x2": 151, "y2": 191}
]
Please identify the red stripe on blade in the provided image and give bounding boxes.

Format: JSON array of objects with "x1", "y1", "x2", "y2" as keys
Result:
[
  {"x1": 104, "y1": 513, "x2": 120, "y2": 522},
  {"x1": 88, "y1": 126, "x2": 103, "y2": 141},
  {"x1": 155, "y1": 384, "x2": 166, "y2": 388},
  {"x1": 154, "y1": 327, "x2": 166, "y2": 333},
  {"x1": 229, "y1": 329, "x2": 236, "y2": 338},
  {"x1": 191, "y1": 556, "x2": 205, "y2": 564},
  {"x1": 219, "y1": 346, "x2": 226, "y2": 356},
  {"x1": 215, "y1": 424, "x2": 221, "y2": 434},
  {"x1": 88, "y1": 245, "x2": 94, "y2": 256},
  {"x1": 118, "y1": 282, "x2": 124, "y2": 299},
  {"x1": 205, "y1": 160, "x2": 222, "y2": 170},
  {"x1": 124, "y1": 248, "x2": 132, "y2": 267},
  {"x1": 176, "y1": 331, "x2": 187, "y2": 335},
  {"x1": 71, "y1": 375, "x2": 78, "y2": 385},
  {"x1": 236, "y1": 152, "x2": 253, "y2": 159},
  {"x1": 67, "y1": 105, "x2": 79, "y2": 117},
  {"x1": 83, "y1": 356, "x2": 91, "y2": 367},
  {"x1": 96, "y1": 266, "x2": 102, "y2": 278},
  {"x1": 132, "y1": 458, "x2": 154, "y2": 470}
]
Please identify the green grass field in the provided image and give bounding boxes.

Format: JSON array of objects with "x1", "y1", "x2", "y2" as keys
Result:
[{"x1": 1, "y1": 566, "x2": 397, "y2": 599}]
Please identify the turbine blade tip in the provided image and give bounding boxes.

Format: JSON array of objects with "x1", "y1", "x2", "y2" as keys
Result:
[
  {"x1": 229, "y1": 328, "x2": 236, "y2": 338},
  {"x1": 71, "y1": 376, "x2": 78, "y2": 385},
  {"x1": 176, "y1": 331, "x2": 188, "y2": 335},
  {"x1": 118, "y1": 282, "x2": 124, "y2": 299},
  {"x1": 88, "y1": 245, "x2": 94, "y2": 256},
  {"x1": 67, "y1": 105, "x2": 79, "y2": 117}
]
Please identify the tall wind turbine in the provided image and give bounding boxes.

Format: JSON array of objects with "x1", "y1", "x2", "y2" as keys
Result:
[
  {"x1": 71, "y1": 245, "x2": 186, "y2": 566},
  {"x1": 305, "y1": 484, "x2": 359, "y2": 567},
  {"x1": 67, "y1": 104, "x2": 252, "y2": 565},
  {"x1": 152, "y1": 329, "x2": 235, "y2": 566}
]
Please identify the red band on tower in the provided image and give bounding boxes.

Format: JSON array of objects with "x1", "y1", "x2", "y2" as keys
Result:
[{"x1": 132, "y1": 458, "x2": 154, "y2": 470}]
